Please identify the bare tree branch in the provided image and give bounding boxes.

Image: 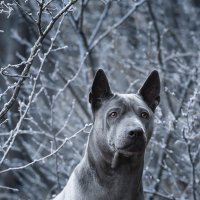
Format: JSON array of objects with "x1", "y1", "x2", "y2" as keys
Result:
[{"x1": 0, "y1": 0, "x2": 78, "y2": 120}]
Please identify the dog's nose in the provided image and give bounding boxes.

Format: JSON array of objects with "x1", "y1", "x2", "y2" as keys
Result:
[{"x1": 128, "y1": 128, "x2": 144, "y2": 138}]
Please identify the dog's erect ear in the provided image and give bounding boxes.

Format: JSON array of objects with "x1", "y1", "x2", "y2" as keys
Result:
[
  {"x1": 138, "y1": 70, "x2": 160, "y2": 112},
  {"x1": 89, "y1": 69, "x2": 113, "y2": 112}
]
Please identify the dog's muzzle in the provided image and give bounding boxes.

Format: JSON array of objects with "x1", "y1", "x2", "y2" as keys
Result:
[{"x1": 109, "y1": 127, "x2": 147, "y2": 157}]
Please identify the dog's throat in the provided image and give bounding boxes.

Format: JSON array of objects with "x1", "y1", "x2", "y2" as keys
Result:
[{"x1": 111, "y1": 151, "x2": 119, "y2": 169}]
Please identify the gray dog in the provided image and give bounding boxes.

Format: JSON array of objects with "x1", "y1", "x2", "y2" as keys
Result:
[{"x1": 54, "y1": 69, "x2": 160, "y2": 200}]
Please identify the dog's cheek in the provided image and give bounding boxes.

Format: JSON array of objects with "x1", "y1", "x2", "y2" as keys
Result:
[
  {"x1": 113, "y1": 124, "x2": 127, "y2": 148},
  {"x1": 107, "y1": 126, "x2": 118, "y2": 151},
  {"x1": 145, "y1": 119, "x2": 154, "y2": 142},
  {"x1": 106, "y1": 116, "x2": 118, "y2": 142}
]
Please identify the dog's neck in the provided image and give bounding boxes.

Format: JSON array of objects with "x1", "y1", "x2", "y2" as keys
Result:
[{"x1": 82, "y1": 130, "x2": 145, "y2": 199}]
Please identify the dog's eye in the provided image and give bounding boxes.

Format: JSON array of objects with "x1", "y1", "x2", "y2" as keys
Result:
[
  {"x1": 109, "y1": 112, "x2": 118, "y2": 118},
  {"x1": 141, "y1": 111, "x2": 149, "y2": 119}
]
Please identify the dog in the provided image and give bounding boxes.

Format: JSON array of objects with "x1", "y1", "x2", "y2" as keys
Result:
[{"x1": 53, "y1": 69, "x2": 160, "y2": 200}]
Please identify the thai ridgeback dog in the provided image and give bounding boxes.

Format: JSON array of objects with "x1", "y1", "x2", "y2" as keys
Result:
[{"x1": 54, "y1": 69, "x2": 160, "y2": 200}]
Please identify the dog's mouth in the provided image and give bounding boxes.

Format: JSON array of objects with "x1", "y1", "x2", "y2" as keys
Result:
[
  {"x1": 110, "y1": 142, "x2": 146, "y2": 169},
  {"x1": 109, "y1": 139, "x2": 146, "y2": 157}
]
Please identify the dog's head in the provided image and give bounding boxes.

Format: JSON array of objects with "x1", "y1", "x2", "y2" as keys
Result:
[{"x1": 89, "y1": 69, "x2": 160, "y2": 157}]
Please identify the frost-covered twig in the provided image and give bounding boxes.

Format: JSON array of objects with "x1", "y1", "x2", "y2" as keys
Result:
[
  {"x1": 149, "y1": 79, "x2": 193, "y2": 200},
  {"x1": 0, "y1": 123, "x2": 92, "y2": 174},
  {"x1": 0, "y1": 185, "x2": 19, "y2": 192},
  {"x1": 0, "y1": 0, "x2": 77, "y2": 120},
  {"x1": 0, "y1": 13, "x2": 68, "y2": 166},
  {"x1": 144, "y1": 189, "x2": 176, "y2": 200},
  {"x1": 182, "y1": 128, "x2": 197, "y2": 200},
  {"x1": 88, "y1": 1, "x2": 111, "y2": 46},
  {"x1": 147, "y1": 0, "x2": 163, "y2": 66},
  {"x1": 182, "y1": 88, "x2": 199, "y2": 200},
  {"x1": 88, "y1": 0, "x2": 146, "y2": 52}
]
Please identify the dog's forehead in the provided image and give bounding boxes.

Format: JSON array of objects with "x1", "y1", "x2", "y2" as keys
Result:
[{"x1": 105, "y1": 93, "x2": 149, "y2": 110}]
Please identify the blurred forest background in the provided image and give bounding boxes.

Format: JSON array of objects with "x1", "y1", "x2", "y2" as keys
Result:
[{"x1": 0, "y1": 0, "x2": 200, "y2": 199}]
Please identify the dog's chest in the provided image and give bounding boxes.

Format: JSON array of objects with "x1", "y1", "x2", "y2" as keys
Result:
[{"x1": 75, "y1": 165, "x2": 143, "y2": 200}]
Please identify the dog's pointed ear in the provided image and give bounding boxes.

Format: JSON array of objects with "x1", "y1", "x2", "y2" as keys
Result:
[
  {"x1": 89, "y1": 69, "x2": 113, "y2": 112},
  {"x1": 138, "y1": 70, "x2": 160, "y2": 112}
]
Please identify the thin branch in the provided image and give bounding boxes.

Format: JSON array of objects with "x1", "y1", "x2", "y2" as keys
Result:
[
  {"x1": 37, "y1": 0, "x2": 45, "y2": 36},
  {"x1": 0, "y1": 13, "x2": 67, "y2": 166},
  {"x1": 0, "y1": 186, "x2": 19, "y2": 192},
  {"x1": 183, "y1": 93, "x2": 198, "y2": 200},
  {"x1": 69, "y1": 12, "x2": 95, "y2": 77},
  {"x1": 58, "y1": 72, "x2": 91, "y2": 120},
  {"x1": 88, "y1": 0, "x2": 146, "y2": 52},
  {"x1": 144, "y1": 189, "x2": 176, "y2": 200},
  {"x1": 88, "y1": 1, "x2": 111, "y2": 46},
  {"x1": 0, "y1": 123, "x2": 92, "y2": 174},
  {"x1": 0, "y1": 0, "x2": 78, "y2": 120},
  {"x1": 42, "y1": 0, "x2": 78, "y2": 39},
  {"x1": 149, "y1": 79, "x2": 193, "y2": 200},
  {"x1": 0, "y1": 45, "x2": 41, "y2": 120},
  {"x1": 147, "y1": 0, "x2": 163, "y2": 66},
  {"x1": 78, "y1": 0, "x2": 85, "y2": 31},
  {"x1": 13, "y1": 0, "x2": 37, "y2": 23}
]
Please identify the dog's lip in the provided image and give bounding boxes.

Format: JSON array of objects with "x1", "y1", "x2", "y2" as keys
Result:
[{"x1": 109, "y1": 143, "x2": 144, "y2": 156}]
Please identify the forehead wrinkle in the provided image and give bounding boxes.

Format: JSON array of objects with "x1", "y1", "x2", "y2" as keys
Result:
[
  {"x1": 112, "y1": 93, "x2": 150, "y2": 112},
  {"x1": 100, "y1": 94, "x2": 126, "y2": 113},
  {"x1": 108, "y1": 94, "x2": 134, "y2": 111},
  {"x1": 100, "y1": 93, "x2": 150, "y2": 114}
]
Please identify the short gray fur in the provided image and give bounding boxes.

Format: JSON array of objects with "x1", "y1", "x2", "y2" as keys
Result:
[{"x1": 54, "y1": 69, "x2": 160, "y2": 200}]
